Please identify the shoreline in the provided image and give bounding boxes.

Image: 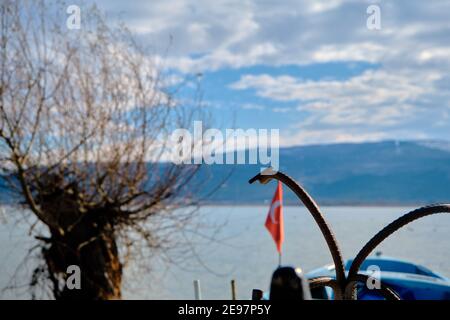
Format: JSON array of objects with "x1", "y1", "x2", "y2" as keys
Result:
[{"x1": 198, "y1": 202, "x2": 422, "y2": 208}]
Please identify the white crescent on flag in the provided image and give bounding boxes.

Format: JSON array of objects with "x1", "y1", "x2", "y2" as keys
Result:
[
  {"x1": 265, "y1": 182, "x2": 284, "y2": 254},
  {"x1": 269, "y1": 200, "x2": 281, "y2": 224}
]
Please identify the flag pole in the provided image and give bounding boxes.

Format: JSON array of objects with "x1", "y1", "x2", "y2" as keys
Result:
[{"x1": 278, "y1": 252, "x2": 282, "y2": 267}]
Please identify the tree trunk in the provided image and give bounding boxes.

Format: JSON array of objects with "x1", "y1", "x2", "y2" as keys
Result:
[{"x1": 42, "y1": 210, "x2": 122, "y2": 300}]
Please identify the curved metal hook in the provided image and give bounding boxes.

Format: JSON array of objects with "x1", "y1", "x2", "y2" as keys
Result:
[
  {"x1": 309, "y1": 275, "x2": 400, "y2": 300},
  {"x1": 348, "y1": 204, "x2": 450, "y2": 280},
  {"x1": 249, "y1": 169, "x2": 347, "y2": 289},
  {"x1": 308, "y1": 276, "x2": 343, "y2": 300}
]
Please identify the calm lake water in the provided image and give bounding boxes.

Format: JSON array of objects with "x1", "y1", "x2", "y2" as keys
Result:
[{"x1": 1, "y1": 205, "x2": 449, "y2": 299}]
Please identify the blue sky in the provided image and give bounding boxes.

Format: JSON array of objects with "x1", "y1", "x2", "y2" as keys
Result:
[{"x1": 91, "y1": 0, "x2": 450, "y2": 146}]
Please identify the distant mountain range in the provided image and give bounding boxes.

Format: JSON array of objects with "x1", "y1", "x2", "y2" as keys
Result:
[
  {"x1": 198, "y1": 140, "x2": 450, "y2": 205},
  {"x1": 1, "y1": 140, "x2": 449, "y2": 206}
]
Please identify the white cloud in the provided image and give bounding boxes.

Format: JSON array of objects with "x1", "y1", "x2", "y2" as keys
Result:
[
  {"x1": 231, "y1": 69, "x2": 443, "y2": 125},
  {"x1": 273, "y1": 107, "x2": 291, "y2": 113},
  {"x1": 310, "y1": 43, "x2": 385, "y2": 63},
  {"x1": 241, "y1": 103, "x2": 265, "y2": 110},
  {"x1": 230, "y1": 67, "x2": 449, "y2": 145},
  {"x1": 94, "y1": 0, "x2": 450, "y2": 144},
  {"x1": 279, "y1": 128, "x2": 430, "y2": 146},
  {"x1": 307, "y1": 0, "x2": 344, "y2": 14},
  {"x1": 280, "y1": 129, "x2": 390, "y2": 146},
  {"x1": 96, "y1": 0, "x2": 450, "y2": 71}
]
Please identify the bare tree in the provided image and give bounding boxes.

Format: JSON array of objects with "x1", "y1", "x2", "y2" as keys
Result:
[{"x1": 0, "y1": 0, "x2": 208, "y2": 299}]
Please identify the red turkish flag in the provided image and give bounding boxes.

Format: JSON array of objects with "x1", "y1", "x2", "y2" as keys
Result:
[{"x1": 265, "y1": 181, "x2": 284, "y2": 253}]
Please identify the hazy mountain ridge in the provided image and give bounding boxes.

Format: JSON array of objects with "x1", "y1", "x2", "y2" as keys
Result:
[
  {"x1": 200, "y1": 140, "x2": 450, "y2": 205},
  {"x1": 1, "y1": 140, "x2": 449, "y2": 206}
]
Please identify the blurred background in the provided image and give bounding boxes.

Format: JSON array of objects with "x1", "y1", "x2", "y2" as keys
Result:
[{"x1": 0, "y1": 0, "x2": 449, "y2": 299}]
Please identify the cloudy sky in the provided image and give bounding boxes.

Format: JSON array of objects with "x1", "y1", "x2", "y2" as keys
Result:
[{"x1": 92, "y1": 0, "x2": 450, "y2": 146}]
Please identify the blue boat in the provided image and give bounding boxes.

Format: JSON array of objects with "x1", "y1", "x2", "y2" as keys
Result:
[{"x1": 306, "y1": 254, "x2": 450, "y2": 300}]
